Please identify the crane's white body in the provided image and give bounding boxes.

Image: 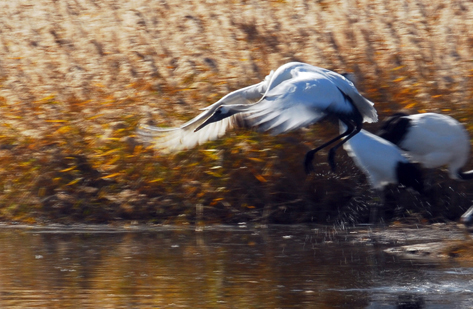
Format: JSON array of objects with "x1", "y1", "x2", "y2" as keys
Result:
[
  {"x1": 342, "y1": 125, "x2": 409, "y2": 189},
  {"x1": 341, "y1": 122, "x2": 424, "y2": 224},
  {"x1": 139, "y1": 62, "x2": 377, "y2": 152},
  {"x1": 391, "y1": 113, "x2": 470, "y2": 180}
]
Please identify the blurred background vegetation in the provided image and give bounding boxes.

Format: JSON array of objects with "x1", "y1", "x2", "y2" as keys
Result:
[{"x1": 1, "y1": 0, "x2": 473, "y2": 225}]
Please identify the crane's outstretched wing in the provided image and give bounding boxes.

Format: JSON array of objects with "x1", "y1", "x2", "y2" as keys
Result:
[
  {"x1": 138, "y1": 113, "x2": 248, "y2": 152},
  {"x1": 137, "y1": 73, "x2": 273, "y2": 151}
]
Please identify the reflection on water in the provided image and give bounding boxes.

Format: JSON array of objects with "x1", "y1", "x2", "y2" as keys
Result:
[{"x1": 0, "y1": 225, "x2": 471, "y2": 308}]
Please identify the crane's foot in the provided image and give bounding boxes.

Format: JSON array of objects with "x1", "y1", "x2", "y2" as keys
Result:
[{"x1": 328, "y1": 149, "x2": 337, "y2": 172}]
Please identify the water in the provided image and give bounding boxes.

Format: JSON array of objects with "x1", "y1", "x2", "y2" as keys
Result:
[{"x1": 0, "y1": 224, "x2": 472, "y2": 308}]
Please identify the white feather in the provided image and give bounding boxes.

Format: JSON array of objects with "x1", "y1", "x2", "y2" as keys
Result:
[{"x1": 342, "y1": 124, "x2": 408, "y2": 189}]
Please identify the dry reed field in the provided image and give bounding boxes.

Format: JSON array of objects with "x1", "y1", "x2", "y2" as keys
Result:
[{"x1": 1, "y1": 0, "x2": 473, "y2": 224}]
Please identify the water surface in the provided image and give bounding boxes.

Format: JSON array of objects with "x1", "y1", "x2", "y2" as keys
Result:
[{"x1": 0, "y1": 224, "x2": 471, "y2": 308}]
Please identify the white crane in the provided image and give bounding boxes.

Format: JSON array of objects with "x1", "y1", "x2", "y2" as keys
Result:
[
  {"x1": 341, "y1": 122, "x2": 424, "y2": 223},
  {"x1": 139, "y1": 62, "x2": 378, "y2": 172},
  {"x1": 377, "y1": 112, "x2": 473, "y2": 180}
]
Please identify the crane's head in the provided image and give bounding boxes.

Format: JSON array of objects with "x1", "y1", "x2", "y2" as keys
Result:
[{"x1": 194, "y1": 105, "x2": 241, "y2": 132}]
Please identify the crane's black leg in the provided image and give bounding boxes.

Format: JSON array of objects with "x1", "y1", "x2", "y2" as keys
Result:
[
  {"x1": 328, "y1": 119, "x2": 361, "y2": 171},
  {"x1": 323, "y1": 88, "x2": 364, "y2": 172},
  {"x1": 304, "y1": 122, "x2": 355, "y2": 174}
]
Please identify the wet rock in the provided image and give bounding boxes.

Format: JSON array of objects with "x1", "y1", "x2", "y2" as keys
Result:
[{"x1": 385, "y1": 242, "x2": 449, "y2": 259}]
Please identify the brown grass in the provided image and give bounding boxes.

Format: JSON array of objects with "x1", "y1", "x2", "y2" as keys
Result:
[{"x1": 1, "y1": 0, "x2": 473, "y2": 224}]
